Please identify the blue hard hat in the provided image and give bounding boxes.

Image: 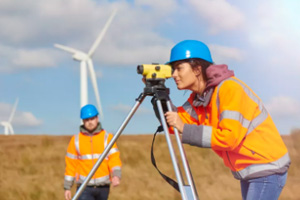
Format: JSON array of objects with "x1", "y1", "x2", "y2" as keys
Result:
[
  {"x1": 168, "y1": 40, "x2": 213, "y2": 64},
  {"x1": 80, "y1": 104, "x2": 99, "y2": 119}
]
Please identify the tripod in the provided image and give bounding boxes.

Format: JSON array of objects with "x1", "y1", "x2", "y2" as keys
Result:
[{"x1": 72, "y1": 80, "x2": 199, "y2": 200}]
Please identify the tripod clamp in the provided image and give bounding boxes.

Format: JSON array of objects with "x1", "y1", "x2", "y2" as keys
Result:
[{"x1": 72, "y1": 80, "x2": 199, "y2": 200}]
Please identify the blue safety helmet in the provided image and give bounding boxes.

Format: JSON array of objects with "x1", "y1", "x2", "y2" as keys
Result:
[
  {"x1": 167, "y1": 40, "x2": 213, "y2": 64},
  {"x1": 80, "y1": 104, "x2": 99, "y2": 119}
]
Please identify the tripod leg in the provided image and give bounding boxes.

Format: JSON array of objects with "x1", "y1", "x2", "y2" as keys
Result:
[
  {"x1": 156, "y1": 99, "x2": 191, "y2": 200},
  {"x1": 166, "y1": 101, "x2": 199, "y2": 200},
  {"x1": 72, "y1": 93, "x2": 146, "y2": 200}
]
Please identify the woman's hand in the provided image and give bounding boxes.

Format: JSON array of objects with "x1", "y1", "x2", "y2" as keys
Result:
[
  {"x1": 142, "y1": 77, "x2": 146, "y2": 84},
  {"x1": 165, "y1": 111, "x2": 184, "y2": 133}
]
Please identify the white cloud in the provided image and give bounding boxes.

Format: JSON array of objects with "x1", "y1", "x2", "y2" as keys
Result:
[
  {"x1": 209, "y1": 44, "x2": 244, "y2": 63},
  {"x1": 136, "y1": 0, "x2": 177, "y2": 12},
  {"x1": 95, "y1": 43, "x2": 171, "y2": 66},
  {"x1": 0, "y1": 0, "x2": 174, "y2": 72},
  {"x1": 12, "y1": 48, "x2": 57, "y2": 68},
  {"x1": 0, "y1": 102, "x2": 42, "y2": 128},
  {"x1": 14, "y1": 112, "x2": 43, "y2": 127},
  {"x1": 0, "y1": 0, "x2": 40, "y2": 43},
  {"x1": 0, "y1": 44, "x2": 65, "y2": 73},
  {"x1": 111, "y1": 103, "x2": 152, "y2": 115},
  {"x1": 0, "y1": 0, "x2": 111, "y2": 44},
  {"x1": 246, "y1": 1, "x2": 300, "y2": 71},
  {"x1": 187, "y1": 0, "x2": 245, "y2": 34},
  {"x1": 265, "y1": 96, "x2": 300, "y2": 119}
]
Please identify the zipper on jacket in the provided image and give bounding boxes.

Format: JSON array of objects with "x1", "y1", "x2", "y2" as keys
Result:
[
  {"x1": 226, "y1": 151, "x2": 234, "y2": 169},
  {"x1": 90, "y1": 135, "x2": 96, "y2": 185},
  {"x1": 226, "y1": 151, "x2": 241, "y2": 179}
]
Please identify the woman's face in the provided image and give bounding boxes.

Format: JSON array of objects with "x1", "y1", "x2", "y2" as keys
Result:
[{"x1": 172, "y1": 62, "x2": 200, "y2": 91}]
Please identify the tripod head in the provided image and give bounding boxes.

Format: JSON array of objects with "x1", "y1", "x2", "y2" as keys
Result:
[{"x1": 143, "y1": 79, "x2": 170, "y2": 96}]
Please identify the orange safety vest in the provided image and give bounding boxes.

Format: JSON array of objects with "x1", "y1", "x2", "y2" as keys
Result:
[
  {"x1": 178, "y1": 77, "x2": 290, "y2": 180},
  {"x1": 64, "y1": 130, "x2": 121, "y2": 186}
]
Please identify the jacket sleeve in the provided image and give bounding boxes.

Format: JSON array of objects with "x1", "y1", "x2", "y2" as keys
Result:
[
  {"x1": 107, "y1": 133, "x2": 122, "y2": 178},
  {"x1": 64, "y1": 136, "x2": 78, "y2": 190}
]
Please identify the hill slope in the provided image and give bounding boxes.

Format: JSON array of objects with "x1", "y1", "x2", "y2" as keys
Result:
[{"x1": 0, "y1": 131, "x2": 299, "y2": 200}]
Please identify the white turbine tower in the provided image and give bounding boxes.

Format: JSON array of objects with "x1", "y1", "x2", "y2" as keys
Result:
[
  {"x1": 54, "y1": 9, "x2": 117, "y2": 119},
  {"x1": 1, "y1": 98, "x2": 19, "y2": 135}
]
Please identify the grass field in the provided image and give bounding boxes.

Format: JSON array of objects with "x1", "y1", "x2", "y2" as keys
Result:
[{"x1": 0, "y1": 129, "x2": 299, "y2": 200}]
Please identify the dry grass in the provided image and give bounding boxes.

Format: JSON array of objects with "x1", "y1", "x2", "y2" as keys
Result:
[{"x1": 0, "y1": 130, "x2": 299, "y2": 200}]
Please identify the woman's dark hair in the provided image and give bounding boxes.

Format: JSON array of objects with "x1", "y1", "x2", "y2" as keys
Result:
[{"x1": 171, "y1": 58, "x2": 213, "y2": 81}]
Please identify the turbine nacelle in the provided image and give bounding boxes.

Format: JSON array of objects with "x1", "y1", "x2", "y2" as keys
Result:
[{"x1": 72, "y1": 52, "x2": 89, "y2": 61}]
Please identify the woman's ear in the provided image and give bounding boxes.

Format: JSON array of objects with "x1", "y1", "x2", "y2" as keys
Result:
[{"x1": 193, "y1": 65, "x2": 202, "y2": 76}]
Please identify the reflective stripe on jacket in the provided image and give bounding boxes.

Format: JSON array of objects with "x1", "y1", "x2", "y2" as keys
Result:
[
  {"x1": 64, "y1": 130, "x2": 121, "y2": 189},
  {"x1": 179, "y1": 76, "x2": 290, "y2": 180}
]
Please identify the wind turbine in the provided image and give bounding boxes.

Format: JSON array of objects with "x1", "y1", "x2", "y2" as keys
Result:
[
  {"x1": 1, "y1": 98, "x2": 19, "y2": 135},
  {"x1": 54, "y1": 9, "x2": 117, "y2": 119}
]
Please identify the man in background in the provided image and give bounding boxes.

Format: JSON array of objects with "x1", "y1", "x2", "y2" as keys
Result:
[{"x1": 64, "y1": 104, "x2": 122, "y2": 200}]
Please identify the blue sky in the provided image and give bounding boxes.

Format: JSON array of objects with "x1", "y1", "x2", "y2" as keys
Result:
[{"x1": 0, "y1": 0, "x2": 299, "y2": 135}]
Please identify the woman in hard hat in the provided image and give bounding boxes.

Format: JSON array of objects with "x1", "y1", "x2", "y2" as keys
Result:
[{"x1": 164, "y1": 40, "x2": 290, "y2": 200}]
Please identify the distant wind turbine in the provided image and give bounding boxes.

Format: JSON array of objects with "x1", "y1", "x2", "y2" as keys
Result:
[
  {"x1": 54, "y1": 9, "x2": 117, "y2": 119},
  {"x1": 1, "y1": 98, "x2": 19, "y2": 135}
]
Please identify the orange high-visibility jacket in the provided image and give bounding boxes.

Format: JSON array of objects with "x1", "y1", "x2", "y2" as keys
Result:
[
  {"x1": 179, "y1": 76, "x2": 290, "y2": 180},
  {"x1": 64, "y1": 130, "x2": 121, "y2": 189}
]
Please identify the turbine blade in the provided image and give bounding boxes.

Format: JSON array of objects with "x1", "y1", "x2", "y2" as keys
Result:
[
  {"x1": 87, "y1": 59, "x2": 104, "y2": 120},
  {"x1": 8, "y1": 98, "x2": 18, "y2": 123},
  {"x1": 54, "y1": 43, "x2": 79, "y2": 55},
  {"x1": 88, "y1": 9, "x2": 117, "y2": 57}
]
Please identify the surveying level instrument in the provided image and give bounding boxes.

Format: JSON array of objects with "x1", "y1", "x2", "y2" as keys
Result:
[
  {"x1": 72, "y1": 64, "x2": 199, "y2": 200},
  {"x1": 137, "y1": 63, "x2": 172, "y2": 79}
]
